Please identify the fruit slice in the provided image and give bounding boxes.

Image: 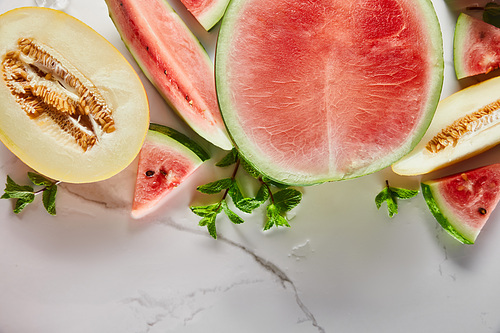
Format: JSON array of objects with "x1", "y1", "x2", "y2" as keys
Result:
[
  {"x1": 0, "y1": 7, "x2": 149, "y2": 183},
  {"x1": 454, "y1": 13, "x2": 500, "y2": 79},
  {"x1": 105, "y1": 0, "x2": 232, "y2": 150},
  {"x1": 132, "y1": 123, "x2": 210, "y2": 219},
  {"x1": 421, "y1": 164, "x2": 500, "y2": 244},
  {"x1": 216, "y1": 0, "x2": 444, "y2": 186},
  {"x1": 393, "y1": 76, "x2": 500, "y2": 176},
  {"x1": 179, "y1": 0, "x2": 230, "y2": 31}
]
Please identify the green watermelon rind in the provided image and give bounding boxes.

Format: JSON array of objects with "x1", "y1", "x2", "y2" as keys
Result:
[
  {"x1": 215, "y1": 0, "x2": 444, "y2": 186},
  {"x1": 421, "y1": 182, "x2": 475, "y2": 244},
  {"x1": 148, "y1": 123, "x2": 211, "y2": 162},
  {"x1": 453, "y1": 13, "x2": 474, "y2": 80}
]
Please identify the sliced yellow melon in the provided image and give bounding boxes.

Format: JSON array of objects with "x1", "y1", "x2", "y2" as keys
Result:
[{"x1": 0, "y1": 7, "x2": 149, "y2": 183}]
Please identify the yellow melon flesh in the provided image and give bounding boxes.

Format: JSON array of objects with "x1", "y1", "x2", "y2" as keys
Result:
[{"x1": 0, "y1": 7, "x2": 149, "y2": 183}]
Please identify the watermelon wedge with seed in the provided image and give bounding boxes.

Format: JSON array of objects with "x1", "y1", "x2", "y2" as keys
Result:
[
  {"x1": 132, "y1": 124, "x2": 210, "y2": 219},
  {"x1": 422, "y1": 164, "x2": 500, "y2": 244},
  {"x1": 105, "y1": 0, "x2": 232, "y2": 150},
  {"x1": 215, "y1": 0, "x2": 444, "y2": 186},
  {"x1": 454, "y1": 13, "x2": 500, "y2": 79}
]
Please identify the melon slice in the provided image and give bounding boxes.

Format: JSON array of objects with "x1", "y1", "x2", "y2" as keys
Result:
[
  {"x1": 0, "y1": 7, "x2": 149, "y2": 183},
  {"x1": 393, "y1": 76, "x2": 500, "y2": 176},
  {"x1": 421, "y1": 164, "x2": 500, "y2": 244},
  {"x1": 454, "y1": 13, "x2": 500, "y2": 79},
  {"x1": 105, "y1": 0, "x2": 232, "y2": 151},
  {"x1": 132, "y1": 123, "x2": 210, "y2": 219},
  {"x1": 215, "y1": 0, "x2": 444, "y2": 186},
  {"x1": 179, "y1": 0, "x2": 230, "y2": 31}
]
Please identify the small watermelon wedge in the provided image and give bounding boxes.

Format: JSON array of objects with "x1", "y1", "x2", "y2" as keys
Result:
[
  {"x1": 421, "y1": 164, "x2": 500, "y2": 244},
  {"x1": 105, "y1": 0, "x2": 232, "y2": 150},
  {"x1": 132, "y1": 123, "x2": 210, "y2": 219},
  {"x1": 179, "y1": 0, "x2": 230, "y2": 31},
  {"x1": 454, "y1": 13, "x2": 500, "y2": 79}
]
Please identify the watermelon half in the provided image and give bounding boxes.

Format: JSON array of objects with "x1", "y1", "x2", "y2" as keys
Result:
[
  {"x1": 105, "y1": 0, "x2": 232, "y2": 150},
  {"x1": 422, "y1": 164, "x2": 500, "y2": 244},
  {"x1": 179, "y1": 0, "x2": 230, "y2": 31},
  {"x1": 215, "y1": 0, "x2": 444, "y2": 186},
  {"x1": 132, "y1": 123, "x2": 210, "y2": 219},
  {"x1": 454, "y1": 13, "x2": 500, "y2": 79}
]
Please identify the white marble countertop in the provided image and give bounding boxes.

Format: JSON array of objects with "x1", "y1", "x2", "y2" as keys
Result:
[{"x1": 1, "y1": 0, "x2": 500, "y2": 332}]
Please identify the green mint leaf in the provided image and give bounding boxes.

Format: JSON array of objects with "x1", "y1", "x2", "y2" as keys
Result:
[
  {"x1": 255, "y1": 183, "x2": 270, "y2": 202},
  {"x1": 273, "y1": 188, "x2": 302, "y2": 213},
  {"x1": 221, "y1": 200, "x2": 244, "y2": 224},
  {"x1": 228, "y1": 180, "x2": 244, "y2": 204},
  {"x1": 235, "y1": 197, "x2": 263, "y2": 213},
  {"x1": 28, "y1": 172, "x2": 54, "y2": 187},
  {"x1": 484, "y1": 2, "x2": 500, "y2": 28},
  {"x1": 14, "y1": 198, "x2": 33, "y2": 214},
  {"x1": 216, "y1": 148, "x2": 239, "y2": 167},
  {"x1": 390, "y1": 187, "x2": 419, "y2": 200},
  {"x1": 264, "y1": 203, "x2": 290, "y2": 230},
  {"x1": 375, "y1": 187, "x2": 390, "y2": 209},
  {"x1": 2, "y1": 176, "x2": 34, "y2": 200},
  {"x1": 240, "y1": 158, "x2": 261, "y2": 179},
  {"x1": 42, "y1": 185, "x2": 57, "y2": 215},
  {"x1": 207, "y1": 219, "x2": 217, "y2": 239},
  {"x1": 375, "y1": 181, "x2": 418, "y2": 218},
  {"x1": 190, "y1": 203, "x2": 221, "y2": 217},
  {"x1": 197, "y1": 178, "x2": 233, "y2": 194}
]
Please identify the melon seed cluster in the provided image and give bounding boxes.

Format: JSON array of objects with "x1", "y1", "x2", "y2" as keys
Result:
[
  {"x1": 426, "y1": 99, "x2": 500, "y2": 153},
  {"x1": 1, "y1": 38, "x2": 115, "y2": 151}
]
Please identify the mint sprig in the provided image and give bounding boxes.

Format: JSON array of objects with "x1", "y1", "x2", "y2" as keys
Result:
[
  {"x1": 1, "y1": 172, "x2": 59, "y2": 215},
  {"x1": 190, "y1": 148, "x2": 302, "y2": 239},
  {"x1": 375, "y1": 180, "x2": 418, "y2": 218}
]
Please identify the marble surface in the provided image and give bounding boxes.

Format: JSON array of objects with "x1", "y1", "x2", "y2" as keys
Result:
[{"x1": 1, "y1": 1, "x2": 500, "y2": 332}]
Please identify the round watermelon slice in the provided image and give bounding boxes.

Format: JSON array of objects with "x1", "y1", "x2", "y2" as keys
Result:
[
  {"x1": 131, "y1": 123, "x2": 210, "y2": 219},
  {"x1": 421, "y1": 164, "x2": 500, "y2": 244},
  {"x1": 215, "y1": 0, "x2": 444, "y2": 186},
  {"x1": 179, "y1": 0, "x2": 230, "y2": 31},
  {"x1": 454, "y1": 13, "x2": 500, "y2": 79}
]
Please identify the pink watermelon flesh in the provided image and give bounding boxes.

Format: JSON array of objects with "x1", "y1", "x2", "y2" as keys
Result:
[
  {"x1": 422, "y1": 164, "x2": 500, "y2": 244},
  {"x1": 132, "y1": 133, "x2": 204, "y2": 219},
  {"x1": 454, "y1": 13, "x2": 500, "y2": 79},
  {"x1": 105, "y1": 0, "x2": 232, "y2": 150},
  {"x1": 216, "y1": 0, "x2": 443, "y2": 185},
  {"x1": 180, "y1": 0, "x2": 230, "y2": 30}
]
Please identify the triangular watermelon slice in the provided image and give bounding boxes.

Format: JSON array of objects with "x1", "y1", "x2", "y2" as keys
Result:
[
  {"x1": 179, "y1": 0, "x2": 230, "y2": 31},
  {"x1": 421, "y1": 164, "x2": 500, "y2": 244},
  {"x1": 131, "y1": 123, "x2": 210, "y2": 219},
  {"x1": 454, "y1": 13, "x2": 500, "y2": 79}
]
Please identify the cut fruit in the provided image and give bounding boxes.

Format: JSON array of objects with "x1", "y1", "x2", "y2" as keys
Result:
[
  {"x1": 393, "y1": 75, "x2": 500, "y2": 176},
  {"x1": 179, "y1": 0, "x2": 230, "y2": 31},
  {"x1": 0, "y1": 7, "x2": 149, "y2": 183},
  {"x1": 105, "y1": 0, "x2": 232, "y2": 150},
  {"x1": 132, "y1": 123, "x2": 210, "y2": 219},
  {"x1": 454, "y1": 13, "x2": 500, "y2": 79},
  {"x1": 421, "y1": 163, "x2": 500, "y2": 244},
  {"x1": 215, "y1": 0, "x2": 444, "y2": 186}
]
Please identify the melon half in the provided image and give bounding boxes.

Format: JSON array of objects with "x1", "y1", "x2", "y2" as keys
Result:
[
  {"x1": 0, "y1": 7, "x2": 149, "y2": 183},
  {"x1": 216, "y1": 0, "x2": 444, "y2": 185}
]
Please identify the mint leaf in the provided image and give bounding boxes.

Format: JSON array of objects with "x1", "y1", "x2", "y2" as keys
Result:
[
  {"x1": 273, "y1": 188, "x2": 302, "y2": 213},
  {"x1": 228, "y1": 180, "x2": 244, "y2": 204},
  {"x1": 216, "y1": 148, "x2": 239, "y2": 167},
  {"x1": 221, "y1": 200, "x2": 244, "y2": 224},
  {"x1": 375, "y1": 181, "x2": 418, "y2": 218},
  {"x1": 28, "y1": 172, "x2": 54, "y2": 187},
  {"x1": 14, "y1": 198, "x2": 33, "y2": 214},
  {"x1": 264, "y1": 203, "x2": 290, "y2": 230},
  {"x1": 190, "y1": 203, "x2": 221, "y2": 217},
  {"x1": 484, "y1": 2, "x2": 500, "y2": 28},
  {"x1": 2, "y1": 176, "x2": 34, "y2": 200},
  {"x1": 240, "y1": 158, "x2": 261, "y2": 179},
  {"x1": 42, "y1": 185, "x2": 57, "y2": 215},
  {"x1": 197, "y1": 178, "x2": 233, "y2": 194}
]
